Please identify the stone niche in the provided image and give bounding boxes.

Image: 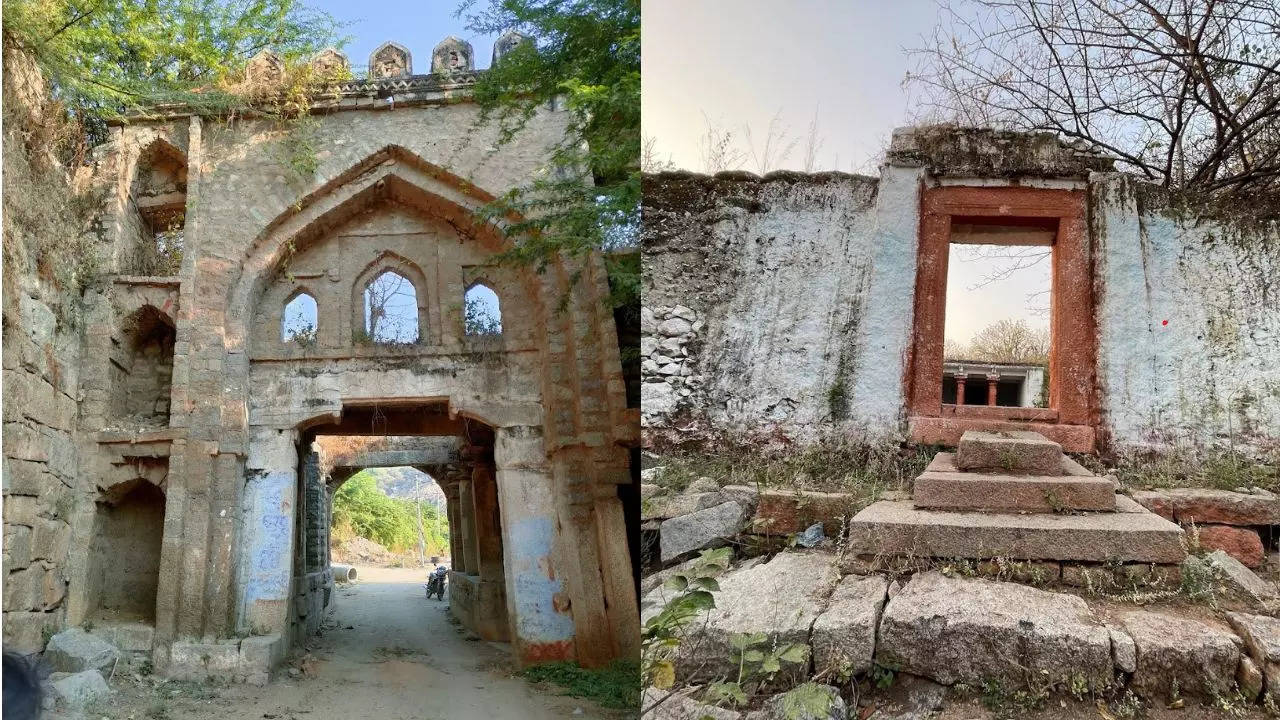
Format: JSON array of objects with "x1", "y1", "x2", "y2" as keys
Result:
[
  {"x1": 85, "y1": 479, "x2": 166, "y2": 623},
  {"x1": 125, "y1": 140, "x2": 187, "y2": 276},
  {"x1": 109, "y1": 305, "x2": 176, "y2": 426}
]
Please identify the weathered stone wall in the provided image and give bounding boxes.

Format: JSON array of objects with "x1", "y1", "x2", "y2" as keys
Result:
[
  {"x1": 1, "y1": 45, "x2": 87, "y2": 652},
  {"x1": 642, "y1": 127, "x2": 1278, "y2": 454},
  {"x1": 1093, "y1": 175, "x2": 1280, "y2": 452},
  {"x1": 641, "y1": 171, "x2": 899, "y2": 437}
]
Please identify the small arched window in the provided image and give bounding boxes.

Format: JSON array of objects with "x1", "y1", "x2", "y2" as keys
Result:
[
  {"x1": 364, "y1": 271, "x2": 419, "y2": 343},
  {"x1": 464, "y1": 283, "x2": 502, "y2": 336},
  {"x1": 282, "y1": 292, "x2": 318, "y2": 344}
]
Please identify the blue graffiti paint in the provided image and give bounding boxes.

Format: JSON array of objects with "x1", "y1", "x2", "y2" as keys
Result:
[
  {"x1": 508, "y1": 516, "x2": 574, "y2": 642},
  {"x1": 244, "y1": 471, "x2": 293, "y2": 603}
]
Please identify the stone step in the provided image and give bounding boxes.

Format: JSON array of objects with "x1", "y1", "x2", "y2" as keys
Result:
[
  {"x1": 955, "y1": 429, "x2": 1063, "y2": 475},
  {"x1": 847, "y1": 495, "x2": 1185, "y2": 564},
  {"x1": 913, "y1": 452, "x2": 1117, "y2": 513}
]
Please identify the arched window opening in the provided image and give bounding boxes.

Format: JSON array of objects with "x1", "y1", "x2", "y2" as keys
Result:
[
  {"x1": 363, "y1": 270, "x2": 419, "y2": 344},
  {"x1": 128, "y1": 142, "x2": 187, "y2": 276},
  {"x1": 282, "y1": 292, "x2": 318, "y2": 344},
  {"x1": 464, "y1": 284, "x2": 502, "y2": 336}
]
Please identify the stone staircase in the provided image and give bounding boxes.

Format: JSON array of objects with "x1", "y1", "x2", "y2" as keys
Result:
[{"x1": 848, "y1": 430, "x2": 1186, "y2": 564}]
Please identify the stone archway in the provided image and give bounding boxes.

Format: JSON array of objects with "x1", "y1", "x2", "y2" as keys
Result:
[{"x1": 193, "y1": 145, "x2": 637, "y2": 671}]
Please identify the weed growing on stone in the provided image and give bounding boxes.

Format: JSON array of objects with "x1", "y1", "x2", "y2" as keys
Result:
[{"x1": 641, "y1": 547, "x2": 731, "y2": 691}]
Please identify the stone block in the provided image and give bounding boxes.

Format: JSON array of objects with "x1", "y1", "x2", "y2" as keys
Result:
[
  {"x1": 168, "y1": 641, "x2": 242, "y2": 681},
  {"x1": 642, "y1": 491, "x2": 726, "y2": 521},
  {"x1": 1132, "y1": 488, "x2": 1280, "y2": 526},
  {"x1": 2, "y1": 611, "x2": 52, "y2": 653},
  {"x1": 660, "y1": 500, "x2": 746, "y2": 562},
  {"x1": 1122, "y1": 610, "x2": 1239, "y2": 699},
  {"x1": 1110, "y1": 627, "x2": 1136, "y2": 674},
  {"x1": 810, "y1": 574, "x2": 888, "y2": 677},
  {"x1": 239, "y1": 634, "x2": 283, "y2": 671},
  {"x1": 645, "y1": 551, "x2": 838, "y2": 689},
  {"x1": 45, "y1": 628, "x2": 119, "y2": 674},
  {"x1": 847, "y1": 496, "x2": 1185, "y2": 563},
  {"x1": 4, "y1": 524, "x2": 32, "y2": 570},
  {"x1": 51, "y1": 669, "x2": 111, "y2": 709},
  {"x1": 1193, "y1": 525, "x2": 1264, "y2": 568},
  {"x1": 955, "y1": 430, "x2": 1062, "y2": 475},
  {"x1": 914, "y1": 453, "x2": 1114, "y2": 513},
  {"x1": 876, "y1": 572, "x2": 1112, "y2": 689},
  {"x1": 1226, "y1": 612, "x2": 1280, "y2": 700},
  {"x1": 3, "y1": 567, "x2": 37, "y2": 610},
  {"x1": 752, "y1": 488, "x2": 858, "y2": 535},
  {"x1": 92, "y1": 623, "x2": 155, "y2": 654}
]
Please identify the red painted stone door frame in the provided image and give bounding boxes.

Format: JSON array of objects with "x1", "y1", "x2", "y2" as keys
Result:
[{"x1": 905, "y1": 185, "x2": 1097, "y2": 452}]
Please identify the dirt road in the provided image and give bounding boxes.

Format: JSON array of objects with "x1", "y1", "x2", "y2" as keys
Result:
[{"x1": 67, "y1": 567, "x2": 625, "y2": 720}]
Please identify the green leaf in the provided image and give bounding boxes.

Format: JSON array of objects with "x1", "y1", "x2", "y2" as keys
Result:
[
  {"x1": 663, "y1": 575, "x2": 689, "y2": 592},
  {"x1": 692, "y1": 577, "x2": 720, "y2": 592},
  {"x1": 778, "y1": 644, "x2": 810, "y2": 664}
]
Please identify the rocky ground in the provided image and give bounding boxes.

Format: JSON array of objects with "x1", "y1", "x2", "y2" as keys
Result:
[
  {"x1": 41, "y1": 567, "x2": 624, "y2": 720},
  {"x1": 641, "y1": 461, "x2": 1280, "y2": 720}
]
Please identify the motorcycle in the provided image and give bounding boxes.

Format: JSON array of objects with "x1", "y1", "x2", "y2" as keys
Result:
[{"x1": 424, "y1": 568, "x2": 448, "y2": 600}]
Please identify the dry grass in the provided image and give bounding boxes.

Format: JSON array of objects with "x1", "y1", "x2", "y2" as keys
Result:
[{"x1": 648, "y1": 432, "x2": 935, "y2": 507}]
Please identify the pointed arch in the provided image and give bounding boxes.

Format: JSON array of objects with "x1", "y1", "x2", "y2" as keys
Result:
[
  {"x1": 463, "y1": 281, "x2": 503, "y2": 336},
  {"x1": 281, "y1": 288, "x2": 320, "y2": 343},
  {"x1": 350, "y1": 251, "x2": 428, "y2": 345},
  {"x1": 228, "y1": 144, "x2": 542, "y2": 350}
]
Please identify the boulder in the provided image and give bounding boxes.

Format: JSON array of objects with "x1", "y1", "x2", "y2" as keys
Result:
[
  {"x1": 1121, "y1": 610, "x2": 1240, "y2": 699},
  {"x1": 745, "y1": 684, "x2": 846, "y2": 720},
  {"x1": 876, "y1": 572, "x2": 1112, "y2": 689},
  {"x1": 1239, "y1": 655, "x2": 1264, "y2": 703},
  {"x1": 50, "y1": 669, "x2": 110, "y2": 709},
  {"x1": 687, "y1": 477, "x2": 721, "y2": 494},
  {"x1": 44, "y1": 628, "x2": 118, "y2": 674},
  {"x1": 658, "y1": 551, "x2": 838, "y2": 688},
  {"x1": 1226, "y1": 612, "x2": 1280, "y2": 700},
  {"x1": 811, "y1": 574, "x2": 889, "y2": 677},
  {"x1": 1187, "y1": 550, "x2": 1278, "y2": 607},
  {"x1": 660, "y1": 501, "x2": 745, "y2": 562}
]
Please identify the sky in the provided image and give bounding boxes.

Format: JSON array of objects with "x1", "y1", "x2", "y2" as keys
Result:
[
  {"x1": 307, "y1": 1, "x2": 500, "y2": 74},
  {"x1": 642, "y1": 0, "x2": 1048, "y2": 346}
]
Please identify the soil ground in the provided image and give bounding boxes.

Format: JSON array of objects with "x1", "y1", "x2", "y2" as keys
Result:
[{"x1": 53, "y1": 567, "x2": 627, "y2": 720}]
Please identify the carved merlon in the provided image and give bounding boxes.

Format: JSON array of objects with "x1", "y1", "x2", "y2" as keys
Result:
[
  {"x1": 370, "y1": 41, "x2": 412, "y2": 79},
  {"x1": 246, "y1": 49, "x2": 284, "y2": 84},
  {"x1": 432, "y1": 36, "x2": 474, "y2": 74},
  {"x1": 492, "y1": 31, "x2": 532, "y2": 65}
]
